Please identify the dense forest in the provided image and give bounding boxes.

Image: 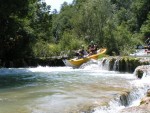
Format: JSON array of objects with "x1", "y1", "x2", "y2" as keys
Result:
[{"x1": 0, "y1": 0, "x2": 150, "y2": 61}]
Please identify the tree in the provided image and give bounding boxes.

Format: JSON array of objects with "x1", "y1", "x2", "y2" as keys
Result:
[
  {"x1": 132, "y1": 0, "x2": 150, "y2": 31},
  {"x1": 30, "y1": 1, "x2": 53, "y2": 42},
  {"x1": 52, "y1": 2, "x2": 74, "y2": 42},
  {"x1": 0, "y1": 0, "x2": 36, "y2": 59},
  {"x1": 141, "y1": 13, "x2": 150, "y2": 37},
  {"x1": 72, "y1": 0, "x2": 114, "y2": 45}
]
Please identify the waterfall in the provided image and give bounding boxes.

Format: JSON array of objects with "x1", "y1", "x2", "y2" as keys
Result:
[
  {"x1": 93, "y1": 81, "x2": 150, "y2": 113},
  {"x1": 98, "y1": 57, "x2": 150, "y2": 73},
  {"x1": 93, "y1": 58, "x2": 150, "y2": 113},
  {"x1": 99, "y1": 58, "x2": 119, "y2": 71},
  {"x1": 113, "y1": 59, "x2": 119, "y2": 71},
  {"x1": 99, "y1": 58, "x2": 110, "y2": 70},
  {"x1": 79, "y1": 59, "x2": 99, "y2": 69},
  {"x1": 126, "y1": 61, "x2": 129, "y2": 72}
]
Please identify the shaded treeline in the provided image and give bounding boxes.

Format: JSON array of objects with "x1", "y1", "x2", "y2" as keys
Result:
[{"x1": 0, "y1": 0, "x2": 150, "y2": 61}]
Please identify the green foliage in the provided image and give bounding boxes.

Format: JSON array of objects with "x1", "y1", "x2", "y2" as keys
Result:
[
  {"x1": 32, "y1": 32, "x2": 87, "y2": 58},
  {"x1": 32, "y1": 40, "x2": 49, "y2": 57},
  {"x1": 73, "y1": 0, "x2": 114, "y2": 44},
  {"x1": 132, "y1": 0, "x2": 150, "y2": 31},
  {"x1": 32, "y1": 40, "x2": 61, "y2": 57},
  {"x1": 98, "y1": 54, "x2": 108, "y2": 59},
  {"x1": 0, "y1": 0, "x2": 36, "y2": 59},
  {"x1": 140, "y1": 13, "x2": 150, "y2": 37},
  {"x1": 59, "y1": 32, "x2": 86, "y2": 51},
  {"x1": 52, "y1": 3, "x2": 74, "y2": 42},
  {"x1": 0, "y1": 0, "x2": 36, "y2": 17},
  {"x1": 30, "y1": 1, "x2": 52, "y2": 42}
]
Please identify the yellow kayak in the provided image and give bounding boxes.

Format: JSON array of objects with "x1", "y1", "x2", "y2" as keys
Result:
[{"x1": 63, "y1": 48, "x2": 107, "y2": 68}]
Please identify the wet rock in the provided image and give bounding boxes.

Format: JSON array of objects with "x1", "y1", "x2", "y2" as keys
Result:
[
  {"x1": 101, "y1": 57, "x2": 150, "y2": 73},
  {"x1": 140, "y1": 90, "x2": 150, "y2": 109},
  {"x1": 109, "y1": 58, "x2": 115, "y2": 70},
  {"x1": 0, "y1": 57, "x2": 65, "y2": 68},
  {"x1": 140, "y1": 97, "x2": 150, "y2": 107},
  {"x1": 121, "y1": 106, "x2": 150, "y2": 113},
  {"x1": 147, "y1": 89, "x2": 150, "y2": 97},
  {"x1": 134, "y1": 65, "x2": 150, "y2": 79},
  {"x1": 136, "y1": 69, "x2": 144, "y2": 79},
  {"x1": 119, "y1": 91, "x2": 130, "y2": 106},
  {"x1": 121, "y1": 89, "x2": 150, "y2": 113}
]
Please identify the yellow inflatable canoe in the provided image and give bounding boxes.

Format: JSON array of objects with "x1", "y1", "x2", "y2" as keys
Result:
[{"x1": 63, "y1": 48, "x2": 107, "y2": 68}]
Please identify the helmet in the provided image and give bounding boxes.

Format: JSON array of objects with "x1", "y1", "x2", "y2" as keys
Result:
[
  {"x1": 90, "y1": 41, "x2": 94, "y2": 44},
  {"x1": 81, "y1": 45, "x2": 84, "y2": 48}
]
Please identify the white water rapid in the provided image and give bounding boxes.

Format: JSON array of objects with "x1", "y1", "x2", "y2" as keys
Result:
[{"x1": 0, "y1": 59, "x2": 149, "y2": 113}]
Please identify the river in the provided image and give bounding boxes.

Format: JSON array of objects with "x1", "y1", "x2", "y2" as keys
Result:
[{"x1": 0, "y1": 60, "x2": 149, "y2": 113}]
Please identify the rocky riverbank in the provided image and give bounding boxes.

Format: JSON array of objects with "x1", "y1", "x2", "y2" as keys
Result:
[
  {"x1": 121, "y1": 89, "x2": 150, "y2": 113},
  {"x1": 120, "y1": 64, "x2": 150, "y2": 113},
  {"x1": 100, "y1": 57, "x2": 150, "y2": 113},
  {"x1": 0, "y1": 57, "x2": 66, "y2": 68},
  {"x1": 135, "y1": 65, "x2": 150, "y2": 78},
  {"x1": 1, "y1": 56, "x2": 150, "y2": 69},
  {"x1": 102, "y1": 56, "x2": 150, "y2": 73}
]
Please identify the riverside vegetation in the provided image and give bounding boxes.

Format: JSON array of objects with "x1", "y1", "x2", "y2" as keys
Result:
[{"x1": 0, "y1": 0, "x2": 150, "y2": 67}]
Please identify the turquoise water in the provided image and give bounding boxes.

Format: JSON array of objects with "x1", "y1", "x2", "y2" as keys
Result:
[{"x1": 0, "y1": 63, "x2": 142, "y2": 113}]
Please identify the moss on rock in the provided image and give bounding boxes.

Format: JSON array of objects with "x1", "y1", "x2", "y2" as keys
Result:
[{"x1": 136, "y1": 69, "x2": 144, "y2": 79}]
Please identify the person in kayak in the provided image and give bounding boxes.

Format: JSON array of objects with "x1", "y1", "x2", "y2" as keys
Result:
[
  {"x1": 75, "y1": 45, "x2": 88, "y2": 59},
  {"x1": 88, "y1": 41, "x2": 98, "y2": 55}
]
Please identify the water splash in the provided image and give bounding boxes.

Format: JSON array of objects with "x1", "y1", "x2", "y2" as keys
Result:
[
  {"x1": 79, "y1": 59, "x2": 100, "y2": 69},
  {"x1": 0, "y1": 66, "x2": 74, "y2": 75},
  {"x1": 98, "y1": 58, "x2": 110, "y2": 70},
  {"x1": 93, "y1": 96, "x2": 126, "y2": 113},
  {"x1": 92, "y1": 64, "x2": 150, "y2": 113},
  {"x1": 113, "y1": 59, "x2": 119, "y2": 71}
]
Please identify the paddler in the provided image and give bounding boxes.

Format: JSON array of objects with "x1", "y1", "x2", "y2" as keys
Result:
[
  {"x1": 75, "y1": 45, "x2": 88, "y2": 59},
  {"x1": 88, "y1": 41, "x2": 98, "y2": 55}
]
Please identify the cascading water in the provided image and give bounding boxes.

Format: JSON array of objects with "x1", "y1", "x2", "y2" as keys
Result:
[
  {"x1": 93, "y1": 58, "x2": 150, "y2": 113},
  {"x1": 0, "y1": 59, "x2": 149, "y2": 113},
  {"x1": 99, "y1": 58, "x2": 110, "y2": 70},
  {"x1": 113, "y1": 59, "x2": 119, "y2": 71}
]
